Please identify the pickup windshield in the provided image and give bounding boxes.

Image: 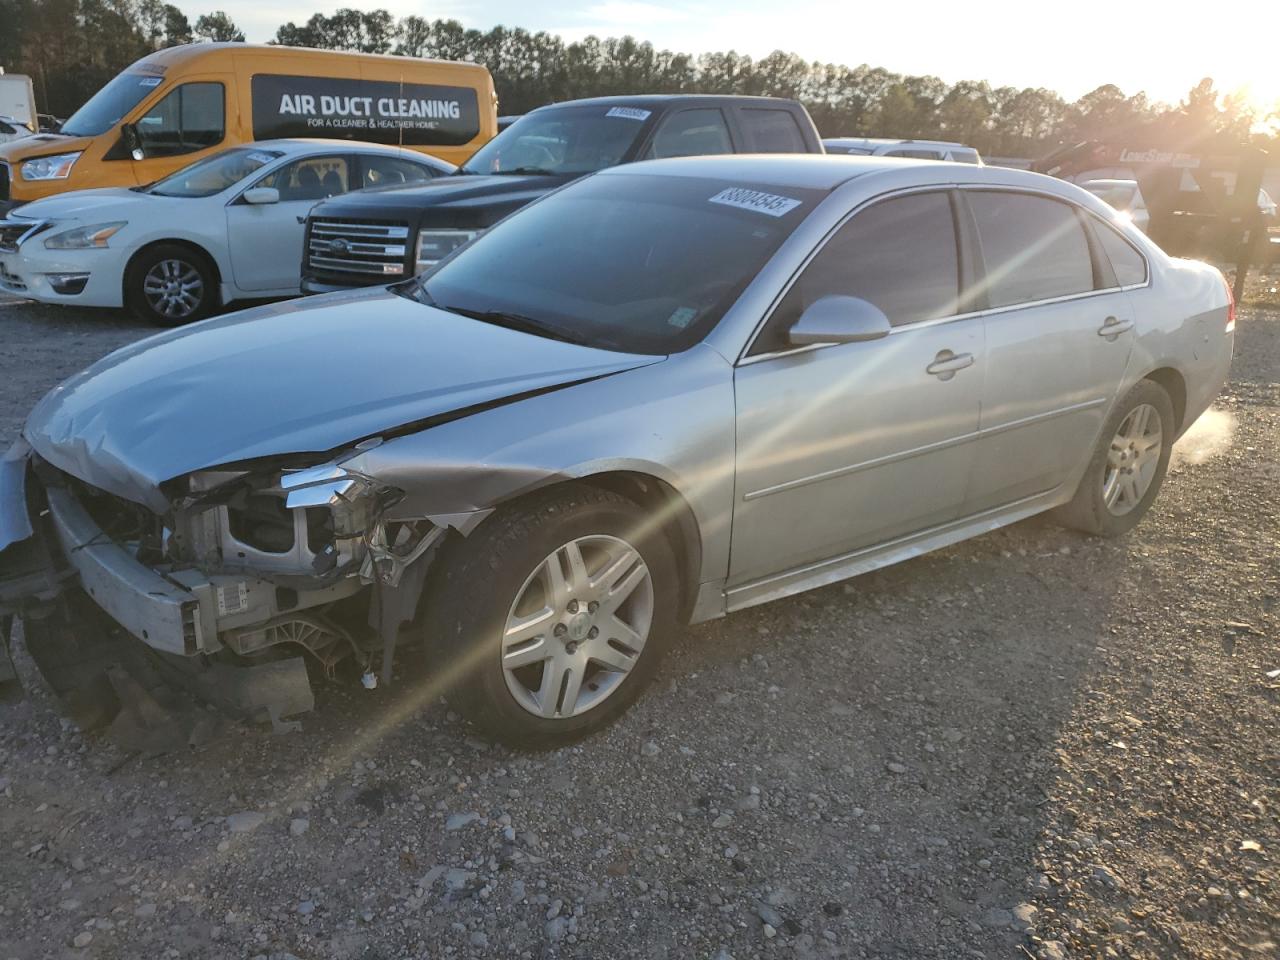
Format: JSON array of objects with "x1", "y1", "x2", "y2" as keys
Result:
[
  {"x1": 417, "y1": 173, "x2": 822, "y2": 354},
  {"x1": 459, "y1": 106, "x2": 654, "y2": 177},
  {"x1": 61, "y1": 73, "x2": 163, "y2": 138}
]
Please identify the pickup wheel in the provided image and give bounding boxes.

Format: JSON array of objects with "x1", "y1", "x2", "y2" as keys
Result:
[
  {"x1": 125, "y1": 244, "x2": 218, "y2": 327},
  {"x1": 425, "y1": 484, "x2": 678, "y2": 749},
  {"x1": 1054, "y1": 379, "x2": 1175, "y2": 537}
]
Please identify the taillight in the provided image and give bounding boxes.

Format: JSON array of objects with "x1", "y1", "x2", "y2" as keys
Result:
[{"x1": 1223, "y1": 273, "x2": 1236, "y2": 333}]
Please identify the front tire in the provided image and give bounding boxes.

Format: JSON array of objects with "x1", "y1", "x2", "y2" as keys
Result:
[
  {"x1": 125, "y1": 244, "x2": 218, "y2": 327},
  {"x1": 1054, "y1": 379, "x2": 1175, "y2": 537},
  {"x1": 425, "y1": 484, "x2": 679, "y2": 748}
]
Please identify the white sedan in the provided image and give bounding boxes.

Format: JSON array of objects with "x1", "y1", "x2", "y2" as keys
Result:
[{"x1": 0, "y1": 140, "x2": 453, "y2": 325}]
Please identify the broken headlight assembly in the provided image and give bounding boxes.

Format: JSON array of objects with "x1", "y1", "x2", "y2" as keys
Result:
[
  {"x1": 176, "y1": 465, "x2": 406, "y2": 580},
  {"x1": 281, "y1": 464, "x2": 403, "y2": 539}
]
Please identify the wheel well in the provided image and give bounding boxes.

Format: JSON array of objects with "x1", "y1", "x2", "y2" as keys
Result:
[
  {"x1": 1144, "y1": 367, "x2": 1187, "y2": 434},
  {"x1": 576, "y1": 472, "x2": 704, "y2": 625},
  {"x1": 122, "y1": 240, "x2": 222, "y2": 306}
]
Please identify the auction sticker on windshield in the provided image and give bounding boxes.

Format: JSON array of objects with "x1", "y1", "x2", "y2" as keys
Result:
[
  {"x1": 606, "y1": 107, "x2": 651, "y2": 121},
  {"x1": 709, "y1": 187, "x2": 802, "y2": 217}
]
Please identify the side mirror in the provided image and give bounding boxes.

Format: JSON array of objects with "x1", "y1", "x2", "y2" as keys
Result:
[
  {"x1": 788, "y1": 295, "x2": 892, "y2": 346},
  {"x1": 121, "y1": 123, "x2": 144, "y2": 161},
  {"x1": 243, "y1": 187, "x2": 280, "y2": 205}
]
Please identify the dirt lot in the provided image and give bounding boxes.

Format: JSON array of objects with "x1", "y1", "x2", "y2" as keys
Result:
[{"x1": 0, "y1": 283, "x2": 1276, "y2": 960}]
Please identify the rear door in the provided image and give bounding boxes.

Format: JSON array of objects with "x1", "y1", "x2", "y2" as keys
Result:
[
  {"x1": 226, "y1": 153, "x2": 356, "y2": 293},
  {"x1": 963, "y1": 189, "x2": 1138, "y2": 511}
]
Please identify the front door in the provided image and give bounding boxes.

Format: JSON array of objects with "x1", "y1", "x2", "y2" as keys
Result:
[
  {"x1": 126, "y1": 78, "x2": 230, "y2": 187},
  {"x1": 729, "y1": 190, "x2": 984, "y2": 588},
  {"x1": 961, "y1": 189, "x2": 1138, "y2": 511},
  {"x1": 226, "y1": 154, "x2": 355, "y2": 293}
]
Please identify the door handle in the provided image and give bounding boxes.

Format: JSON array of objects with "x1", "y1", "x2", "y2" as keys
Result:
[
  {"x1": 926, "y1": 350, "x2": 975, "y2": 380},
  {"x1": 1097, "y1": 316, "x2": 1134, "y2": 339}
]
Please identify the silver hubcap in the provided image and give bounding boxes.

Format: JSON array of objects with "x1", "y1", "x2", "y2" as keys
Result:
[
  {"x1": 1102, "y1": 402, "x2": 1162, "y2": 516},
  {"x1": 502, "y1": 534, "x2": 654, "y2": 719},
  {"x1": 142, "y1": 259, "x2": 203, "y2": 318}
]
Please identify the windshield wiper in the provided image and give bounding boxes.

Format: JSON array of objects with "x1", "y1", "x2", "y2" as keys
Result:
[
  {"x1": 491, "y1": 166, "x2": 559, "y2": 176},
  {"x1": 442, "y1": 305, "x2": 592, "y2": 345}
]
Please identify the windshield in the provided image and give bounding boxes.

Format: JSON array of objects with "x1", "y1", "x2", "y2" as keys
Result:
[
  {"x1": 417, "y1": 173, "x2": 822, "y2": 353},
  {"x1": 61, "y1": 72, "x2": 163, "y2": 138},
  {"x1": 459, "y1": 106, "x2": 653, "y2": 177},
  {"x1": 148, "y1": 148, "x2": 283, "y2": 198}
]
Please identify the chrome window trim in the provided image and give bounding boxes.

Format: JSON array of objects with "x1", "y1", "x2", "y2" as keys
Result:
[{"x1": 738, "y1": 182, "x2": 1153, "y2": 366}]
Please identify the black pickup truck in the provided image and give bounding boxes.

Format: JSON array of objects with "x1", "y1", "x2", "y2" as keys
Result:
[{"x1": 301, "y1": 94, "x2": 824, "y2": 293}]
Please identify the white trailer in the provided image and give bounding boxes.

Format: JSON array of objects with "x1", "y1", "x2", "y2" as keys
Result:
[{"x1": 0, "y1": 72, "x2": 38, "y2": 132}]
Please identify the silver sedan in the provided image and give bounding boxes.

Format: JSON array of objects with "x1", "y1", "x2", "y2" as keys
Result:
[{"x1": 0, "y1": 155, "x2": 1234, "y2": 746}]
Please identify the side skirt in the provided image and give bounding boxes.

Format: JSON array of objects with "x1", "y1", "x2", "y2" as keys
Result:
[{"x1": 721, "y1": 487, "x2": 1065, "y2": 615}]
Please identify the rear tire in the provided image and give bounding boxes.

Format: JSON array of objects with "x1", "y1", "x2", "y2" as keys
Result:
[
  {"x1": 425, "y1": 484, "x2": 679, "y2": 749},
  {"x1": 1054, "y1": 379, "x2": 1175, "y2": 537},
  {"x1": 125, "y1": 243, "x2": 218, "y2": 327}
]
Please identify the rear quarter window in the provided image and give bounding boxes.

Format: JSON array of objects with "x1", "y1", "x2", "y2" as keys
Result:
[
  {"x1": 739, "y1": 108, "x2": 808, "y2": 152},
  {"x1": 1093, "y1": 219, "x2": 1148, "y2": 287}
]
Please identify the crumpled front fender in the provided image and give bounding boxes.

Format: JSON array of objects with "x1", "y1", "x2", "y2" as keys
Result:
[{"x1": 0, "y1": 438, "x2": 34, "y2": 553}]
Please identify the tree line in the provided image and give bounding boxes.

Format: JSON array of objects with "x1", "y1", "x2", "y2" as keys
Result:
[{"x1": 2, "y1": 0, "x2": 1275, "y2": 159}]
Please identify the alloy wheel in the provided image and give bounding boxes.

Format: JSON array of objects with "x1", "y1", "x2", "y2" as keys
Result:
[
  {"x1": 1102, "y1": 402, "x2": 1162, "y2": 516},
  {"x1": 142, "y1": 258, "x2": 204, "y2": 320},
  {"x1": 501, "y1": 534, "x2": 654, "y2": 719}
]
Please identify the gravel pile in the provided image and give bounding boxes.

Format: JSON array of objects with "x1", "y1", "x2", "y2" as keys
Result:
[{"x1": 0, "y1": 292, "x2": 1275, "y2": 959}]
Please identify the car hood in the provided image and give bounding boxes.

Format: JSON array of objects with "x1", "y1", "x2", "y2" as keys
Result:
[
  {"x1": 9, "y1": 187, "x2": 146, "y2": 222},
  {"x1": 315, "y1": 172, "x2": 573, "y2": 214},
  {"x1": 0, "y1": 132, "x2": 93, "y2": 163},
  {"x1": 24, "y1": 287, "x2": 661, "y2": 512}
]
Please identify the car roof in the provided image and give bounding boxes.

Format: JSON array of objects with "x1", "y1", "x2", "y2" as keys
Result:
[
  {"x1": 600, "y1": 153, "x2": 1089, "y2": 196},
  {"x1": 531, "y1": 94, "x2": 803, "y2": 113},
  {"x1": 246, "y1": 139, "x2": 446, "y2": 157},
  {"x1": 824, "y1": 137, "x2": 974, "y2": 150}
]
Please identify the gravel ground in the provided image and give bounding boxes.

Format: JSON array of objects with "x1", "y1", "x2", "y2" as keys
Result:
[{"x1": 0, "y1": 282, "x2": 1276, "y2": 960}]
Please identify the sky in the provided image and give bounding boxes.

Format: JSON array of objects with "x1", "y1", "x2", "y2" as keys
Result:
[{"x1": 182, "y1": 0, "x2": 1280, "y2": 112}]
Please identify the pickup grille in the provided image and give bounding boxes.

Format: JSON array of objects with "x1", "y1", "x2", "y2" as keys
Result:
[
  {"x1": 307, "y1": 218, "x2": 411, "y2": 285},
  {"x1": 0, "y1": 162, "x2": 9, "y2": 202}
]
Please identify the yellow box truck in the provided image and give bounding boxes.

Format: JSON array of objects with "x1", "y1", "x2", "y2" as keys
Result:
[{"x1": 0, "y1": 44, "x2": 497, "y2": 214}]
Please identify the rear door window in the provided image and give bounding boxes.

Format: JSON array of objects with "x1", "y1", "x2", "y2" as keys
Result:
[
  {"x1": 968, "y1": 191, "x2": 1095, "y2": 307},
  {"x1": 359, "y1": 155, "x2": 440, "y2": 189},
  {"x1": 753, "y1": 191, "x2": 960, "y2": 354},
  {"x1": 739, "y1": 108, "x2": 808, "y2": 152},
  {"x1": 647, "y1": 109, "x2": 733, "y2": 159}
]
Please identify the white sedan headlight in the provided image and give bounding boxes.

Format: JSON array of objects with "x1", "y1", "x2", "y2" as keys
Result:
[
  {"x1": 43, "y1": 222, "x2": 127, "y2": 250},
  {"x1": 415, "y1": 228, "x2": 481, "y2": 273},
  {"x1": 21, "y1": 152, "x2": 82, "y2": 181}
]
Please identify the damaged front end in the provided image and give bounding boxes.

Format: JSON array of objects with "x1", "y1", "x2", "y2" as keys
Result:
[{"x1": 0, "y1": 439, "x2": 452, "y2": 729}]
